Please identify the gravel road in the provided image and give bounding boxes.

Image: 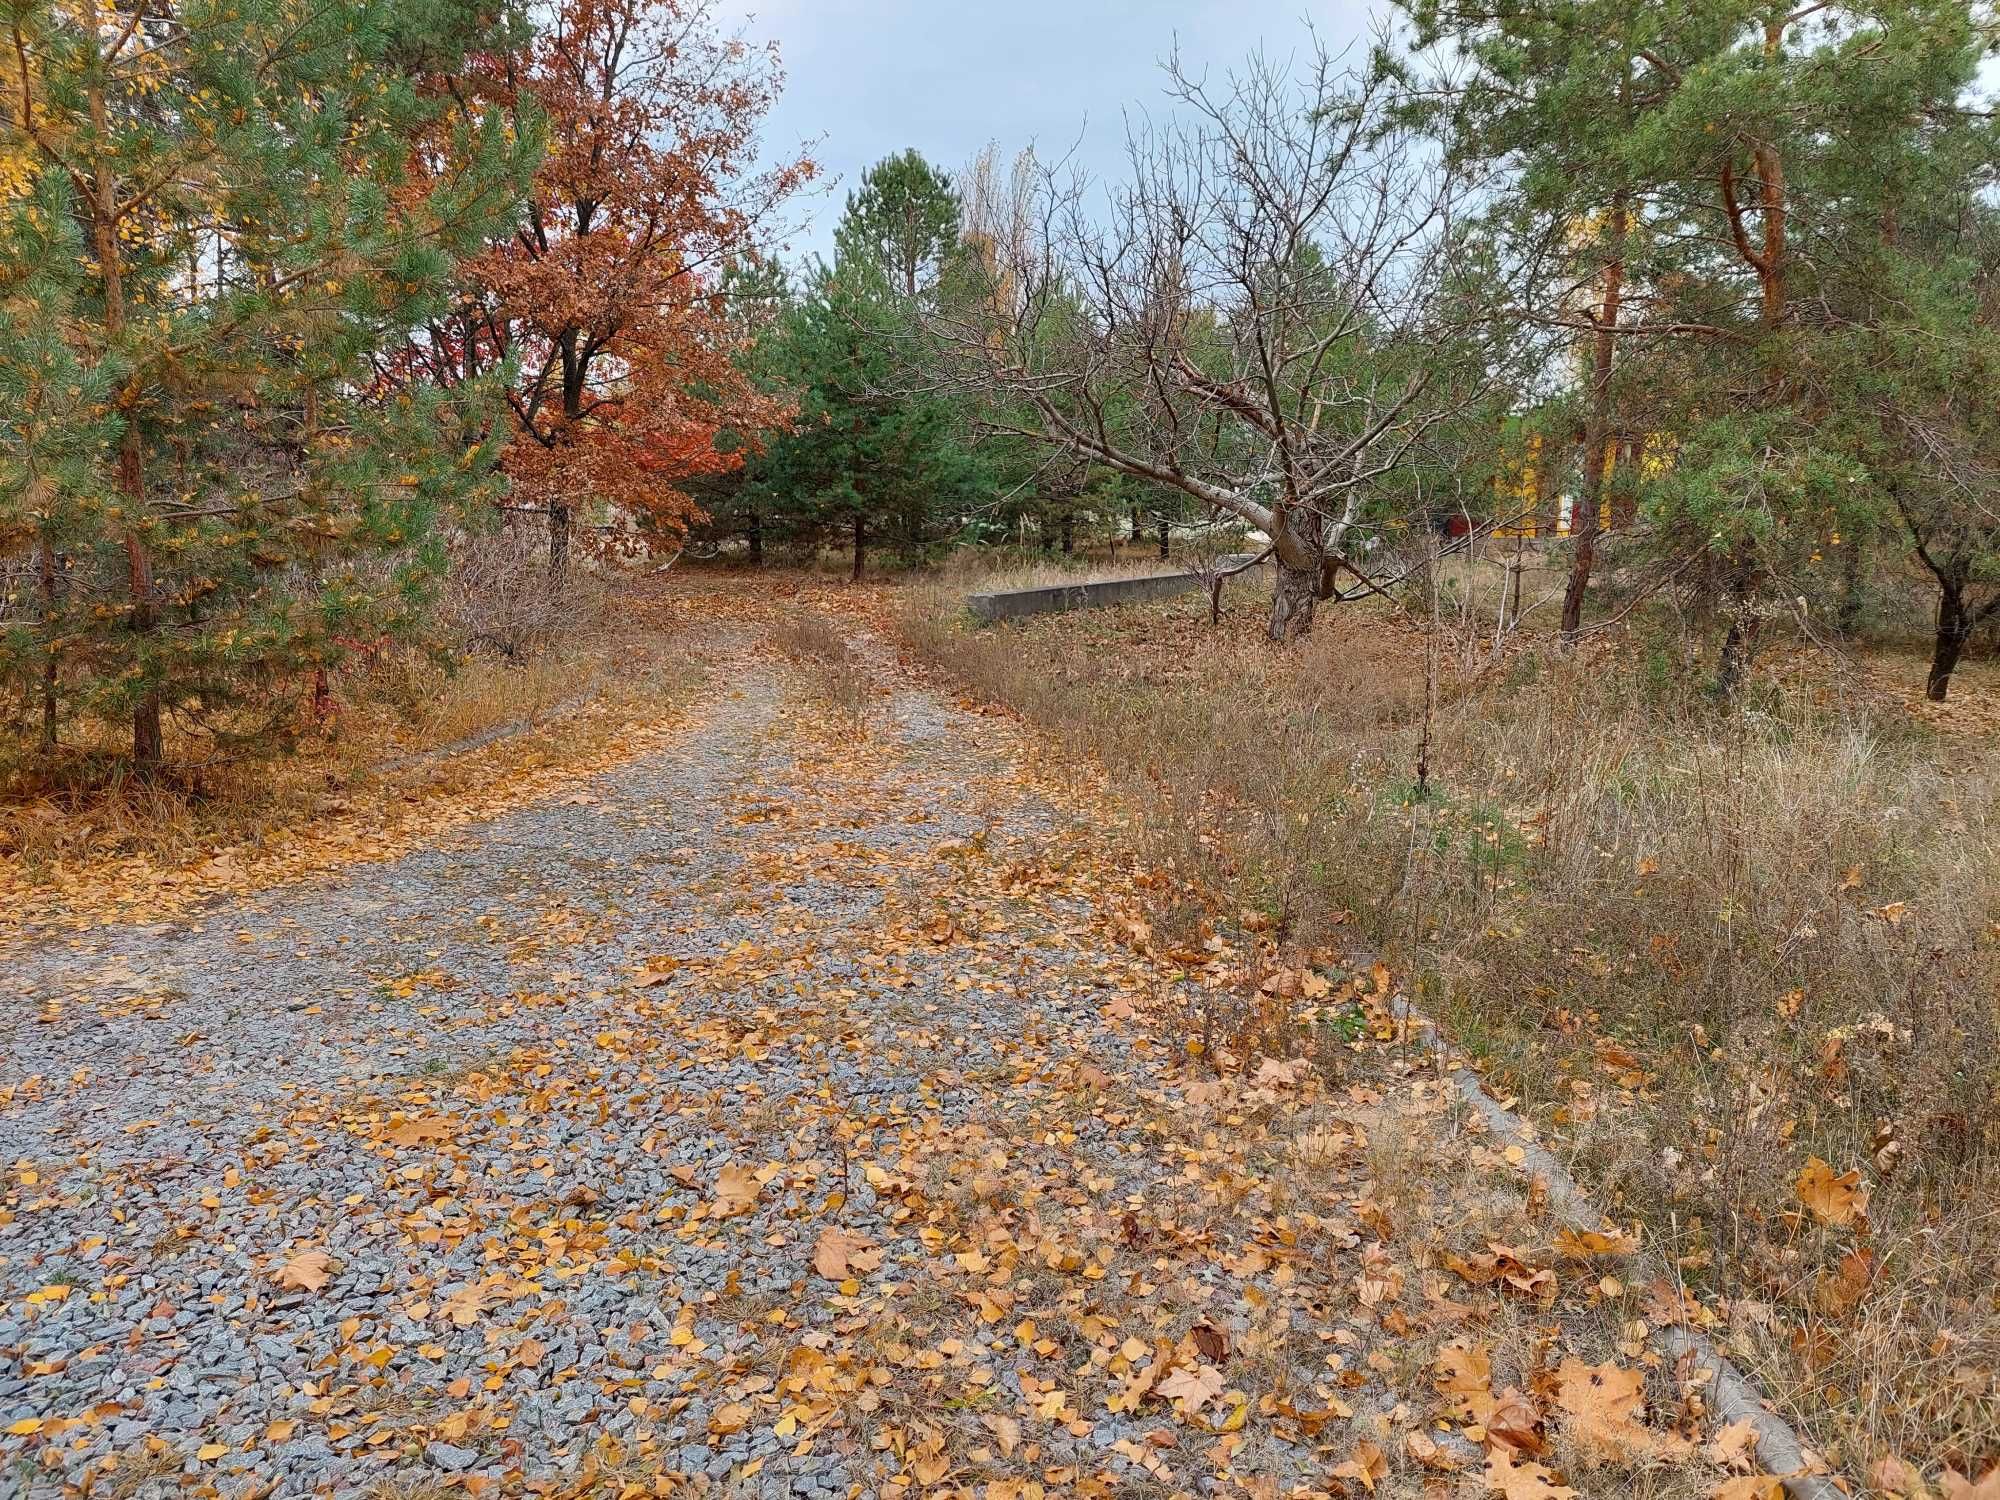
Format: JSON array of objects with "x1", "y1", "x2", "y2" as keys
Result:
[{"x1": 0, "y1": 624, "x2": 1359, "y2": 1498}]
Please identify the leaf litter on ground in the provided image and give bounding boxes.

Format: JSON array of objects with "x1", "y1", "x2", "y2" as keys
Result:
[{"x1": 0, "y1": 588, "x2": 1817, "y2": 1498}]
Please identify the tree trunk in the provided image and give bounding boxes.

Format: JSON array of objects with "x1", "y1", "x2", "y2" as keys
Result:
[
  {"x1": 1157, "y1": 519, "x2": 1169, "y2": 561},
  {"x1": 552, "y1": 331, "x2": 585, "y2": 582},
  {"x1": 1060, "y1": 511, "x2": 1074, "y2": 554},
  {"x1": 851, "y1": 515, "x2": 866, "y2": 580},
  {"x1": 1928, "y1": 582, "x2": 1972, "y2": 702},
  {"x1": 1714, "y1": 610, "x2": 1762, "y2": 701},
  {"x1": 84, "y1": 0, "x2": 162, "y2": 768},
  {"x1": 38, "y1": 539, "x2": 57, "y2": 750},
  {"x1": 1561, "y1": 195, "x2": 1627, "y2": 643},
  {"x1": 548, "y1": 501, "x2": 571, "y2": 577},
  {"x1": 1268, "y1": 559, "x2": 1319, "y2": 643},
  {"x1": 1837, "y1": 539, "x2": 1863, "y2": 636},
  {"x1": 1507, "y1": 530, "x2": 1525, "y2": 632},
  {"x1": 120, "y1": 424, "x2": 160, "y2": 767},
  {"x1": 747, "y1": 508, "x2": 763, "y2": 566},
  {"x1": 1130, "y1": 505, "x2": 1142, "y2": 543}
]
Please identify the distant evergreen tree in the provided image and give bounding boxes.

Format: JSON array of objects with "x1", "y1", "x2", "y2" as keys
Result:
[{"x1": 743, "y1": 151, "x2": 994, "y2": 574}]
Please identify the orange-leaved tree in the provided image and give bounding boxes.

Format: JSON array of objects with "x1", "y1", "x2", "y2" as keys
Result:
[{"x1": 409, "y1": 0, "x2": 814, "y2": 573}]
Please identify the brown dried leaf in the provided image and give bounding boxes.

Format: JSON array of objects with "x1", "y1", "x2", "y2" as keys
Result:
[{"x1": 273, "y1": 1250, "x2": 332, "y2": 1293}]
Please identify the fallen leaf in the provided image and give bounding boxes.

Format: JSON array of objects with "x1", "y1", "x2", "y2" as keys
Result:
[
  {"x1": 1157, "y1": 1362, "x2": 1226, "y2": 1416},
  {"x1": 1435, "y1": 1341, "x2": 1496, "y2": 1422},
  {"x1": 1795, "y1": 1157, "x2": 1869, "y2": 1228},
  {"x1": 1814, "y1": 1246, "x2": 1876, "y2": 1318},
  {"x1": 274, "y1": 1250, "x2": 333, "y2": 1293},
  {"x1": 712, "y1": 1163, "x2": 761, "y2": 1218},
  {"x1": 385, "y1": 1116, "x2": 454, "y2": 1147},
  {"x1": 1711, "y1": 1481, "x2": 1785, "y2": 1500},
  {"x1": 1706, "y1": 1419, "x2": 1762, "y2": 1472},
  {"x1": 812, "y1": 1225, "x2": 881, "y2": 1280},
  {"x1": 1332, "y1": 1439, "x2": 1388, "y2": 1492},
  {"x1": 1553, "y1": 1226, "x2": 1638, "y2": 1260},
  {"x1": 1485, "y1": 1447, "x2": 1577, "y2": 1500},
  {"x1": 1555, "y1": 1358, "x2": 1692, "y2": 1461},
  {"x1": 1190, "y1": 1321, "x2": 1229, "y2": 1364}
]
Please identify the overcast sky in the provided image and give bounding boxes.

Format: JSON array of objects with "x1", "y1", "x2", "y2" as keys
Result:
[{"x1": 715, "y1": 0, "x2": 1386, "y2": 264}]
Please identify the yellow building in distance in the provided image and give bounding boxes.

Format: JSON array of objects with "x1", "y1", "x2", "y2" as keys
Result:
[{"x1": 1492, "y1": 430, "x2": 1674, "y2": 538}]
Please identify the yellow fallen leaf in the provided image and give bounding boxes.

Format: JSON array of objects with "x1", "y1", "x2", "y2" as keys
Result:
[
  {"x1": 812, "y1": 1225, "x2": 881, "y2": 1280},
  {"x1": 1553, "y1": 1226, "x2": 1638, "y2": 1260},
  {"x1": 385, "y1": 1116, "x2": 454, "y2": 1147},
  {"x1": 1555, "y1": 1358, "x2": 1692, "y2": 1460},
  {"x1": 1711, "y1": 1481, "x2": 1785, "y2": 1500},
  {"x1": 1332, "y1": 1439, "x2": 1388, "y2": 1492}
]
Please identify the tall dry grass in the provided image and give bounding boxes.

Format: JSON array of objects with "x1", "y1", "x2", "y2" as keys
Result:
[{"x1": 896, "y1": 578, "x2": 2000, "y2": 1477}]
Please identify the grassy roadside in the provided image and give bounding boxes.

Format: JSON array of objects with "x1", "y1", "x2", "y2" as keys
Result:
[
  {"x1": 892, "y1": 570, "x2": 2000, "y2": 1482},
  {"x1": 0, "y1": 572, "x2": 718, "y2": 939}
]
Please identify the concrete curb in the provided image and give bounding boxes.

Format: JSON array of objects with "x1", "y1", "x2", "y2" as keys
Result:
[
  {"x1": 1384, "y1": 994, "x2": 1848, "y2": 1500},
  {"x1": 966, "y1": 554, "x2": 1263, "y2": 624}
]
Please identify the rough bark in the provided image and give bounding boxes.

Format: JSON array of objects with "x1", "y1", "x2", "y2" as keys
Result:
[
  {"x1": 550, "y1": 334, "x2": 584, "y2": 578},
  {"x1": 85, "y1": 0, "x2": 162, "y2": 767},
  {"x1": 1714, "y1": 611, "x2": 1762, "y2": 701},
  {"x1": 1268, "y1": 560, "x2": 1319, "y2": 643},
  {"x1": 37, "y1": 540, "x2": 57, "y2": 749},
  {"x1": 1928, "y1": 583, "x2": 1972, "y2": 702},
  {"x1": 548, "y1": 500, "x2": 571, "y2": 576},
  {"x1": 1561, "y1": 196, "x2": 1627, "y2": 642},
  {"x1": 1157, "y1": 519, "x2": 1169, "y2": 561},
  {"x1": 1837, "y1": 539, "x2": 1863, "y2": 636}
]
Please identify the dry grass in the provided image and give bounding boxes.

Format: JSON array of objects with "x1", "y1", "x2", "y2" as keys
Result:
[
  {"x1": 894, "y1": 576, "x2": 2000, "y2": 1480},
  {"x1": 0, "y1": 565, "x2": 698, "y2": 892},
  {"x1": 771, "y1": 611, "x2": 873, "y2": 732}
]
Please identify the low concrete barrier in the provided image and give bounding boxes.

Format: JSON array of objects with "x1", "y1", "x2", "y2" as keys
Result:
[{"x1": 967, "y1": 556, "x2": 1261, "y2": 625}]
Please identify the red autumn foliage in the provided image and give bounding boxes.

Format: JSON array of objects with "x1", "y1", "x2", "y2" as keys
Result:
[{"x1": 398, "y1": 0, "x2": 814, "y2": 567}]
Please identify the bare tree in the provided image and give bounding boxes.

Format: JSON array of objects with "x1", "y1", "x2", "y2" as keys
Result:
[{"x1": 929, "y1": 37, "x2": 1498, "y2": 641}]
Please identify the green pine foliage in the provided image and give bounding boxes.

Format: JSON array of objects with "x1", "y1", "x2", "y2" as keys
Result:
[
  {"x1": 0, "y1": 0, "x2": 535, "y2": 766},
  {"x1": 1399, "y1": 0, "x2": 2000, "y2": 688},
  {"x1": 741, "y1": 152, "x2": 1002, "y2": 572}
]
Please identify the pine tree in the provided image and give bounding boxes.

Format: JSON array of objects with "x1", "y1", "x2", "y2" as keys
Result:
[
  {"x1": 836, "y1": 150, "x2": 964, "y2": 305},
  {"x1": 747, "y1": 264, "x2": 990, "y2": 577},
  {"x1": 745, "y1": 151, "x2": 992, "y2": 576},
  {"x1": 1402, "y1": 0, "x2": 1998, "y2": 685},
  {"x1": 0, "y1": 0, "x2": 532, "y2": 767}
]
